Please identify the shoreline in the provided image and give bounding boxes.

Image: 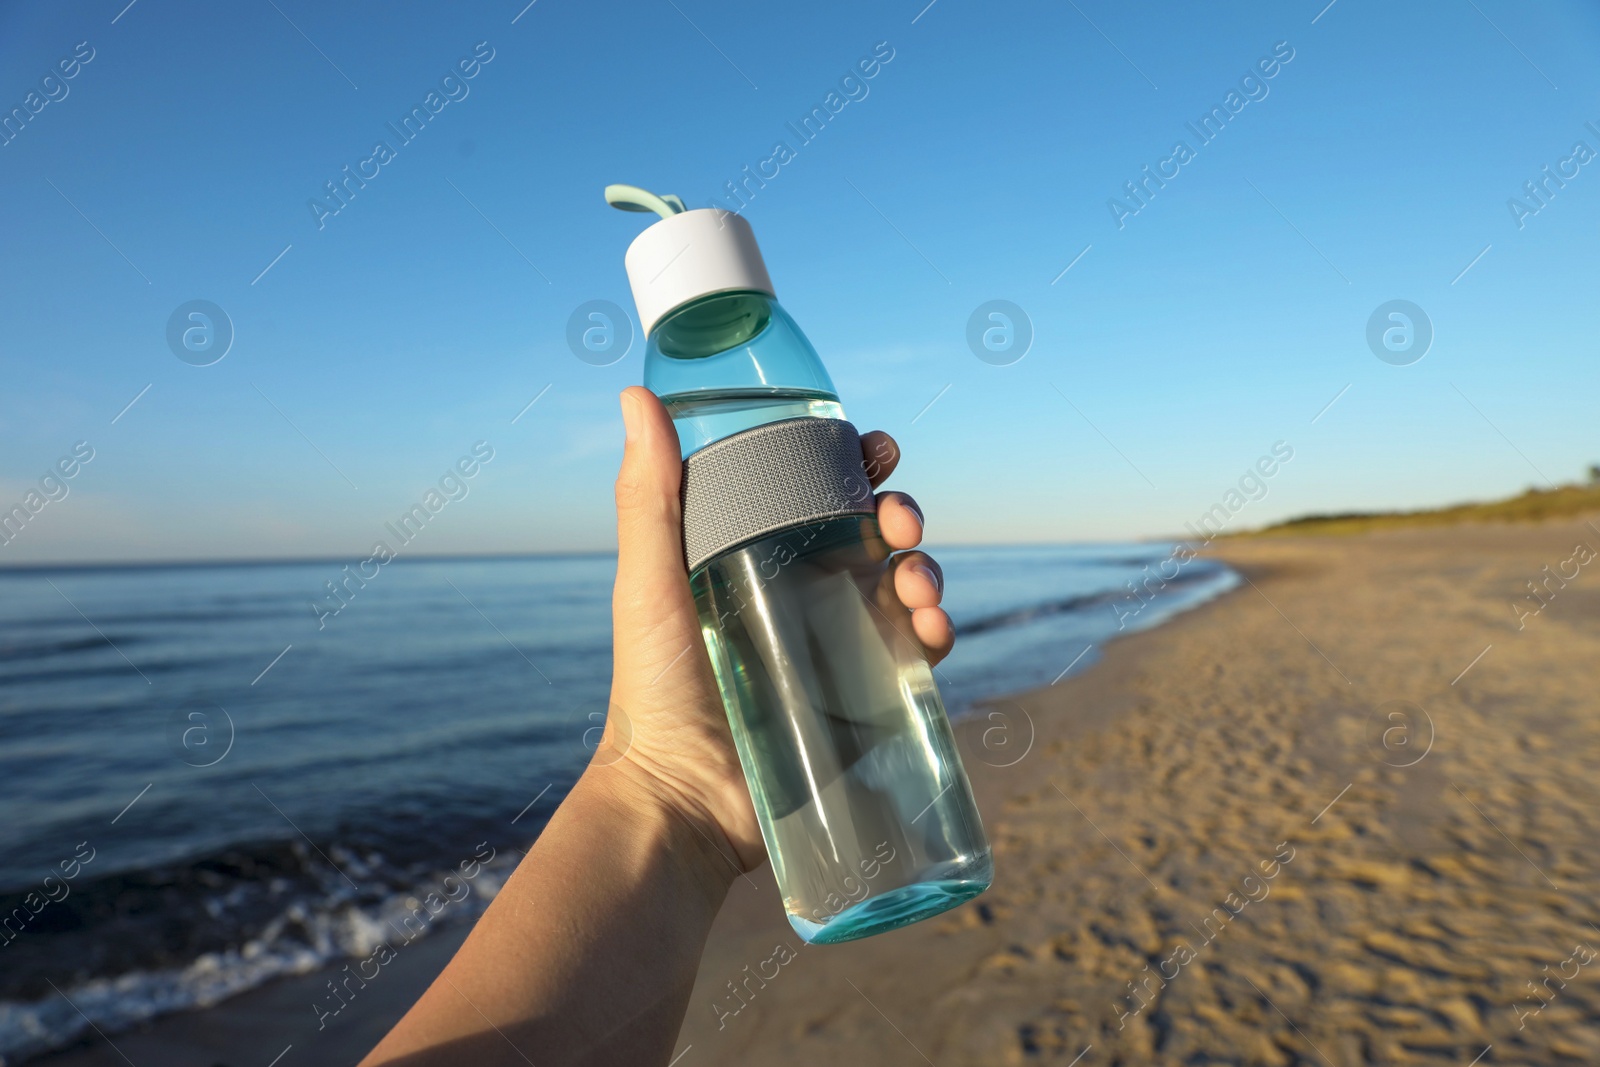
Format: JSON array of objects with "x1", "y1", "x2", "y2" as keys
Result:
[
  {"x1": 35, "y1": 516, "x2": 1600, "y2": 1065},
  {"x1": 28, "y1": 551, "x2": 1243, "y2": 1067}
]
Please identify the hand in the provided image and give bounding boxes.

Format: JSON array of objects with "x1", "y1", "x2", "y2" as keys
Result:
[
  {"x1": 363, "y1": 389, "x2": 953, "y2": 1066},
  {"x1": 600, "y1": 386, "x2": 954, "y2": 876}
]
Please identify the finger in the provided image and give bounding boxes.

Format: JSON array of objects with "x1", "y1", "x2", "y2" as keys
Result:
[
  {"x1": 893, "y1": 552, "x2": 943, "y2": 610},
  {"x1": 911, "y1": 607, "x2": 955, "y2": 665},
  {"x1": 860, "y1": 431, "x2": 899, "y2": 488},
  {"x1": 876, "y1": 491, "x2": 924, "y2": 550},
  {"x1": 613, "y1": 388, "x2": 695, "y2": 661}
]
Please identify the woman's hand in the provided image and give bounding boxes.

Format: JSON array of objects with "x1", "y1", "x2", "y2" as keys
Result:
[
  {"x1": 601, "y1": 386, "x2": 954, "y2": 875},
  {"x1": 364, "y1": 387, "x2": 955, "y2": 1066}
]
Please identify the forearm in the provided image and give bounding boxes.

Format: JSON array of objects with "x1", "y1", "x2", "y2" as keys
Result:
[{"x1": 362, "y1": 763, "x2": 738, "y2": 1067}]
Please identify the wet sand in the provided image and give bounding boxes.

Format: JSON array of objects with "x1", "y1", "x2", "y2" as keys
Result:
[{"x1": 41, "y1": 517, "x2": 1600, "y2": 1065}]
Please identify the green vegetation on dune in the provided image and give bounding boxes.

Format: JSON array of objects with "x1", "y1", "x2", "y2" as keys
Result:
[{"x1": 1240, "y1": 479, "x2": 1600, "y2": 538}]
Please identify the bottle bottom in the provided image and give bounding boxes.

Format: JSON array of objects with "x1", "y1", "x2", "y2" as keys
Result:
[{"x1": 787, "y1": 850, "x2": 993, "y2": 945}]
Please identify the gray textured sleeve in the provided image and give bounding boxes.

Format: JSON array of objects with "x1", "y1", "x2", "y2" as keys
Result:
[{"x1": 680, "y1": 417, "x2": 876, "y2": 573}]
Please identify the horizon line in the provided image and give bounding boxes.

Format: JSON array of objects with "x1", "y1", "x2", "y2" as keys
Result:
[{"x1": 0, "y1": 536, "x2": 1200, "y2": 575}]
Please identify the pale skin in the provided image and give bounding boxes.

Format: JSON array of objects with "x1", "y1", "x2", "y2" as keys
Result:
[{"x1": 362, "y1": 387, "x2": 954, "y2": 1067}]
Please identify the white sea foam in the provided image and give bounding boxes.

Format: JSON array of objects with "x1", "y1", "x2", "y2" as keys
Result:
[{"x1": 0, "y1": 853, "x2": 512, "y2": 1065}]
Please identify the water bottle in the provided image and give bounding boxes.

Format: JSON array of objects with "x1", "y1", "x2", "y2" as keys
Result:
[{"x1": 607, "y1": 185, "x2": 991, "y2": 943}]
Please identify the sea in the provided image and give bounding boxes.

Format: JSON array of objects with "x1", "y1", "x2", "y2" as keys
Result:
[{"x1": 0, "y1": 545, "x2": 1236, "y2": 1062}]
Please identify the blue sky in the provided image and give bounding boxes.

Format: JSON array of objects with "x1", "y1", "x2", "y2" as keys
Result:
[{"x1": 2, "y1": 0, "x2": 1597, "y2": 563}]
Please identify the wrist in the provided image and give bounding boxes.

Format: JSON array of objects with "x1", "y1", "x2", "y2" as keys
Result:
[{"x1": 579, "y1": 758, "x2": 748, "y2": 895}]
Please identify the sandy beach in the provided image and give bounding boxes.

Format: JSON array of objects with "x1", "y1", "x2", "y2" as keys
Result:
[{"x1": 39, "y1": 516, "x2": 1600, "y2": 1066}]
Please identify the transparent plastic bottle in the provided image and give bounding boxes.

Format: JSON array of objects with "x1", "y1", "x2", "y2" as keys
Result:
[{"x1": 613, "y1": 189, "x2": 991, "y2": 943}]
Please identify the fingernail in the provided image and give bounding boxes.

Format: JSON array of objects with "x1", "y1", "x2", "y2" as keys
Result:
[
  {"x1": 620, "y1": 391, "x2": 641, "y2": 444},
  {"x1": 911, "y1": 563, "x2": 941, "y2": 593},
  {"x1": 904, "y1": 498, "x2": 924, "y2": 527}
]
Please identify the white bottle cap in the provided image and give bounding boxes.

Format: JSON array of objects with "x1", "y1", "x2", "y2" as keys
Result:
[{"x1": 623, "y1": 209, "x2": 775, "y2": 336}]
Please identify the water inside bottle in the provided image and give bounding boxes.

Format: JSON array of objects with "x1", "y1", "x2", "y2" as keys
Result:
[
  {"x1": 662, "y1": 388, "x2": 845, "y2": 458},
  {"x1": 689, "y1": 515, "x2": 992, "y2": 943}
]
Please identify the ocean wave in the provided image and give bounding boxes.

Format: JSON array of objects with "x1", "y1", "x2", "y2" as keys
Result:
[
  {"x1": 955, "y1": 561, "x2": 1227, "y2": 637},
  {"x1": 0, "y1": 839, "x2": 518, "y2": 1064},
  {"x1": 0, "y1": 636, "x2": 143, "y2": 663},
  {"x1": 0, "y1": 659, "x2": 189, "y2": 686}
]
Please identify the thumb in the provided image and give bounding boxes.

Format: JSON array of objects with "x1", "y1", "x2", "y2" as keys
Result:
[{"x1": 613, "y1": 387, "x2": 695, "y2": 657}]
